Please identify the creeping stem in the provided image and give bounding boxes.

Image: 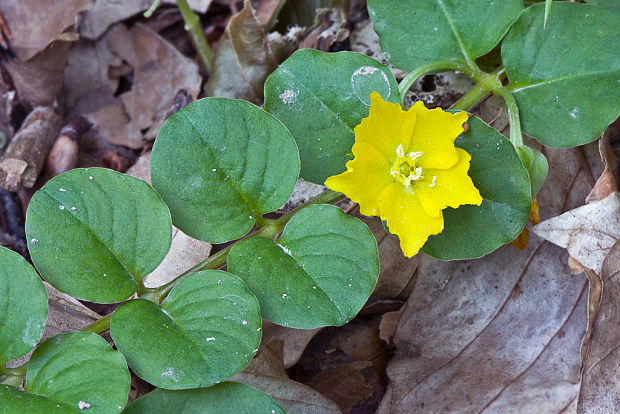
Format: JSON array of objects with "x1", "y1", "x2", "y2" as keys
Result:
[
  {"x1": 176, "y1": 0, "x2": 214, "y2": 74},
  {"x1": 398, "y1": 61, "x2": 467, "y2": 106},
  {"x1": 493, "y1": 86, "x2": 523, "y2": 147}
]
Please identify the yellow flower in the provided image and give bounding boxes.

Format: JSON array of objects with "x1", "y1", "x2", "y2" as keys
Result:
[{"x1": 325, "y1": 92, "x2": 482, "y2": 257}]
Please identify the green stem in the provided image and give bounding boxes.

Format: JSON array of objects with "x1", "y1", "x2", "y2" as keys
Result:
[
  {"x1": 176, "y1": 0, "x2": 213, "y2": 74},
  {"x1": 143, "y1": 0, "x2": 161, "y2": 17},
  {"x1": 449, "y1": 68, "x2": 503, "y2": 111},
  {"x1": 1, "y1": 361, "x2": 27, "y2": 386},
  {"x1": 493, "y1": 86, "x2": 523, "y2": 147},
  {"x1": 152, "y1": 189, "x2": 344, "y2": 303},
  {"x1": 81, "y1": 313, "x2": 112, "y2": 334}
]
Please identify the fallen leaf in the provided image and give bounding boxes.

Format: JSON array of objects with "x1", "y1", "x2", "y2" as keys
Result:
[
  {"x1": 377, "y1": 144, "x2": 601, "y2": 413},
  {"x1": 80, "y1": 0, "x2": 212, "y2": 40},
  {"x1": 586, "y1": 132, "x2": 617, "y2": 203},
  {"x1": 62, "y1": 38, "x2": 121, "y2": 114},
  {"x1": 232, "y1": 372, "x2": 342, "y2": 414},
  {"x1": 0, "y1": 0, "x2": 93, "y2": 60},
  {"x1": 305, "y1": 361, "x2": 374, "y2": 414},
  {"x1": 261, "y1": 321, "x2": 323, "y2": 369},
  {"x1": 205, "y1": 0, "x2": 293, "y2": 103},
  {"x1": 102, "y1": 23, "x2": 201, "y2": 148},
  {"x1": 533, "y1": 192, "x2": 620, "y2": 275},
  {"x1": 245, "y1": 339, "x2": 289, "y2": 379},
  {"x1": 578, "y1": 240, "x2": 620, "y2": 413},
  {"x1": 4, "y1": 41, "x2": 70, "y2": 106}
]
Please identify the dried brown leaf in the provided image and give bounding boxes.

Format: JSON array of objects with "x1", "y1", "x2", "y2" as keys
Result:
[
  {"x1": 205, "y1": 0, "x2": 293, "y2": 103},
  {"x1": 578, "y1": 240, "x2": 620, "y2": 413},
  {"x1": 533, "y1": 192, "x2": 620, "y2": 275},
  {"x1": 5, "y1": 41, "x2": 70, "y2": 106},
  {"x1": 80, "y1": 0, "x2": 211, "y2": 40},
  {"x1": 378, "y1": 145, "x2": 601, "y2": 413},
  {"x1": 261, "y1": 320, "x2": 323, "y2": 369},
  {"x1": 232, "y1": 371, "x2": 342, "y2": 414},
  {"x1": 586, "y1": 132, "x2": 618, "y2": 203},
  {"x1": 1, "y1": 0, "x2": 93, "y2": 60}
]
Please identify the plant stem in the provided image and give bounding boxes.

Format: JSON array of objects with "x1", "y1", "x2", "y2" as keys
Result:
[
  {"x1": 493, "y1": 86, "x2": 523, "y2": 147},
  {"x1": 81, "y1": 313, "x2": 112, "y2": 334},
  {"x1": 144, "y1": 0, "x2": 161, "y2": 17},
  {"x1": 152, "y1": 189, "x2": 344, "y2": 303},
  {"x1": 176, "y1": 0, "x2": 213, "y2": 74},
  {"x1": 450, "y1": 68, "x2": 503, "y2": 111}
]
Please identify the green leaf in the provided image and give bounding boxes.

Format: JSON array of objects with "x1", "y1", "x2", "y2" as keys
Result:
[
  {"x1": 0, "y1": 332, "x2": 130, "y2": 414},
  {"x1": 123, "y1": 382, "x2": 285, "y2": 414},
  {"x1": 503, "y1": 2, "x2": 620, "y2": 147},
  {"x1": 544, "y1": 0, "x2": 552, "y2": 27},
  {"x1": 151, "y1": 98, "x2": 300, "y2": 243},
  {"x1": 422, "y1": 116, "x2": 531, "y2": 260},
  {"x1": 228, "y1": 204, "x2": 379, "y2": 328},
  {"x1": 585, "y1": 0, "x2": 620, "y2": 14},
  {"x1": 0, "y1": 247, "x2": 47, "y2": 364},
  {"x1": 516, "y1": 145, "x2": 549, "y2": 198},
  {"x1": 25, "y1": 168, "x2": 172, "y2": 303},
  {"x1": 264, "y1": 49, "x2": 400, "y2": 184},
  {"x1": 367, "y1": 0, "x2": 522, "y2": 72},
  {"x1": 110, "y1": 270, "x2": 261, "y2": 389}
]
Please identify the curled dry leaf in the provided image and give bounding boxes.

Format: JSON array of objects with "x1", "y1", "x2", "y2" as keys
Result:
[
  {"x1": 378, "y1": 145, "x2": 601, "y2": 413},
  {"x1": 80, "y1": 0, "x2": 212, "y2": 40},
  {"x1": 205, "y1": 0, "x2": 294, "y2": 103},
  {"x1": 1, "y1": 0, "x2": 94, "y2": 60},
  {"x1": 578, "y1": 239, "x2": 620, "y2": 413},
  {"x1": 533, "y1": 192, "x2": 620, "y2": 275},
  {"x1": 261, "y1": 321, "x2": 323, "y2": 369},
  {"x1": 586, "y1": 131, "x2": 617, "y2": 203},
  {"x1": 232, "y1": 372, "x2": 342, "y2": 414}
]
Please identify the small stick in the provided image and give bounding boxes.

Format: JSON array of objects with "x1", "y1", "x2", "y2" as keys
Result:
[{"x1": 0, "y1": 107, "x2": 61, "y2": 191}]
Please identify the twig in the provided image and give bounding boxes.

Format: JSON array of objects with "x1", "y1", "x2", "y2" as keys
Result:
[{"x1": 0, "y1": 106, "x2": 61, "y2": 191}]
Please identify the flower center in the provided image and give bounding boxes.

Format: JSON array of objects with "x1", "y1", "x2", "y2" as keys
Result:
[{"x1": 391, "y1": 144, "x2": 423, "y2": 187}]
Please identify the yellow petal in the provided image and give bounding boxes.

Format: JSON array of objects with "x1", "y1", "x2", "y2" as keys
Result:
[
  {"x1": 408, "y1": 101, "x2": 468, "y2": 170},
  {"x1": 325, "y1": 142, "x2": 392, "y2": 216},
  {"x1": 353, "y1": 92, "x2": 417, "y2": 163},
  {"x1": 377, "y1": 182, "x2": 444, "y2": 257},
  {"x1": 415, "y1": 148, "x2": 483, "y2": 217}
]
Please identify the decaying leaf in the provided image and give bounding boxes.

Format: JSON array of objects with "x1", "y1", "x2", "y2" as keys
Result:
[
  {"x1": 533, "y1": 192, "x2": 620, "y2": 275},
  {"x1": 4, "y1": 41, "x2": 71, "y2": 106},
  {"x1": 578, "y1": 240, "x2": 620, "y2": 413},
  {"x1": 232, "y1": 372, "x2": 342, "y2": 414},
  {"x1": 261, "y1": 321, "x2": 323, "y2": 369},
  {"x1": 586, "y1": 131, "x2": 617, "y2": 203},
  {"x1": 80, "y1": 0, "x2": 212, "y2": 40},
  {"x1": 377, "y1": 144, "x2": 602, "y2": 413},
  {"x1": 205, "y1": 0, "x2": 294, "y2": 103},
  {"x1": 85, "y1": 23, "x2": 201, "y2": 148},
  {"x1": 0, "y1": 0, "x2": 94, "y2": 60}
]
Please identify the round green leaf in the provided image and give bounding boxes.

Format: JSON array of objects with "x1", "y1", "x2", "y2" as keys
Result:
[
  {"x1": 151, "y1": 98, "x2": 300, "y2": 244},
  {"x1": 422, "y1": 116, "x2": 531, "y2": 260},
  {"x1": 0, "y1": 247, "x2": 47, "y2": 364},
  {"x1": 1, "y1": 332, "x2": 130, "y2": 413},
  {"x1": 110, "y1": 270, "x2": 261, "y2": 390},
  {"x1": 123, "y1": 382, "x2": 284, "y2": 414},
  {"x1": 503, "y1": 2, "x2": 620, "y2": 147},
  {"x1": 264, "y1": 49, "x2": 400, "y2": 184},
  {"x1": 228, "y1": 204, "x2": 379, "y2": 328},
  {"x1": 585, "y1": 0, "x2": 620, "y2": 14},
  {"x1": 367, "y1": 0, "x2": 522, "y2": 72},
  {"x1": 25, "y1": 168, "x2": 172, "y2": 303}
]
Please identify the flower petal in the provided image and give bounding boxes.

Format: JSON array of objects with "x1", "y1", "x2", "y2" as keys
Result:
[
  {"x1": 408, "y1": 101, "x2": 468, "y2": 170},
  {"x1": 415, "y1": 148, "x2": 483, "y2": 217},
  {"x1": 377, "y1": 182, "x2": 444, "y2": 257},
  {"x1": 325, "y1": 142, "x2": 392, "y2": 216},
  {"x1": 354, "y1": 92, "x2": 417, "y2": 162}
]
